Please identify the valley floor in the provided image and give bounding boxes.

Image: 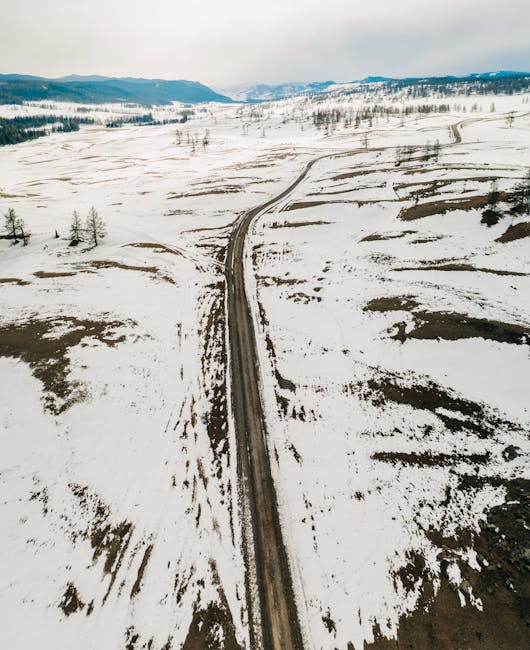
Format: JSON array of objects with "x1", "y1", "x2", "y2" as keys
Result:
[{"x1": 0, "y1": 93, "x2": 529, "y2": 649}]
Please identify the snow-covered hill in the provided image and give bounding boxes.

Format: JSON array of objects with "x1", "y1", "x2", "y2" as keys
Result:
[{"x1": 221, "y1": 80, "x2": 335, "y2": 102}]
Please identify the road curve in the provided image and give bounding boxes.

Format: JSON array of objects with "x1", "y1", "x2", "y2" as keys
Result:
[
  {"x1": 226, "y1": 124, "x2": 467, "y2": 647},
  {"x1": 226, "y1": 155, "x2": 331, "y2": 649}
]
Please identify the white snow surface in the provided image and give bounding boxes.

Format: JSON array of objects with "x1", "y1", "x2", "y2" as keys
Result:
[{"x1": 0, "y1": 92, "x2": 529, "y2": 649}]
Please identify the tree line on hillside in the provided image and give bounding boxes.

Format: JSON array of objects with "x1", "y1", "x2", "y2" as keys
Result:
[
  {"x1": 395, "y1": 140, "x2": 442, "y2": 166},
  {"x1": 0, "y1": 115, "x2": 95, "y2": 146},
  {"x1": 105, "y1": 112, "x2": 189, "y2": 128},
  {"x1": 312, "y1": 103, "x2": 466, "y2": 132},
  {"x1": 1, "y1": 110, "x2": 194, "y2": 145},
  {"x1": 2, "y1": 206, "x2": 106, "y2": 247},
  {"x1": 339, "y1": 75, "x2": 530, "y2": 99}
]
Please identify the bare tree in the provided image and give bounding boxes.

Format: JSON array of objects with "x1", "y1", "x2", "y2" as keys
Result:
[
  {"x1": 4, "y1": 208, "x2": 19, "y2": 243},
  {"x1": 18, "y1": 217, "x2": 29, "y2": 245},
  {"x1": 362, "y1": 132, "x2": 369, "y2": 149},
  {"x1": 510, "y1": 171, "x2": 530, "y2": 214},
  {"x1": 175, "y1": 129, "x2": 182, "y2": 145},
  {"x1": 202, "y1": 129, "x2": 210, "y2": 149},
  {"x1": 488, "y1": 179, "x2": 499, "y2": 207},
  {"x1": 69, "y1": 210, "x2": 83, "y2": 246},
  {"x1": 523, "y1": 171, "x2": 530, "y2": 214},
  {"x1": 3, "y1": 208, "x2": 29, "y2": 245},
  {"x1": 85, "y1": 206, "x2": 106, "y2": 246}
]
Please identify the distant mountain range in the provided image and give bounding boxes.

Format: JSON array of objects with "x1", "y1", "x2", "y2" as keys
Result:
[
  {"x1": 0, "y1": 75, "x2": 232, "y2": 105},
  {"x1": 221, "y1": 71, "x2": 530, "y2": 101},
  {"x1": 0, "y1": 71, "x2": 528, "y2": 106},
  {"x1": 224, "y1": 81, "x2": 336, "y2": 102}
]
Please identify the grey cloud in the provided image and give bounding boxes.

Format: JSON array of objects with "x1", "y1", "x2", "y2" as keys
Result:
[{"x1": 1, "y1": 0, "x2": 529, "y2": 85}]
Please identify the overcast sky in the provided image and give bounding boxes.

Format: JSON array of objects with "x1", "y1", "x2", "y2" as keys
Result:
[{"x1": 2, "y1": 0, "x2": 529, "y2": 88}]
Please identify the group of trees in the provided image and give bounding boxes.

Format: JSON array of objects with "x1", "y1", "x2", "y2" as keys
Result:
[
  {"x1": 395, "y1": 139, "x2": 441, "y2": 166},
  {"x1": 311, "y1": 102, "x2": 469, "y2": 134},
  {"x1": 106, "y1": 112, "x2": 188, "y2": 129},
  {"x1": 175, "y1": 128, "x2": 210, "y2": 153},
  {"x1": 70, "y1": 207, "x2": 106, "y2": 246},
  {"x1": 510, "y1": 171, "x2": 530, "y2": 214},
  {"x1": 1, "y1": 109, "x2": 192, "y2": 145},
  {"x1": 0, "y1": 115, "x2": 94, "y2": 146},
  {"x1": 3, "y1": 208, "x2": 29, "y2": 245},
  {"x1": 312, "y1": 108, "x2": 345, "y2": 129},
  {"x1": 2, "y1": 206, "x2": 106, "y2": 247},
  {"x1": 481, "y1": 173, "x2": 530, "y2": 226}
]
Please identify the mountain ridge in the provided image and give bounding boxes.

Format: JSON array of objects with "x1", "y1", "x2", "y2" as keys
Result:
[
  {"x1": 0, "y1": 75, "x2": 233, "y2": 105},
  {"x1": 220, "y1": 70, "x2": 530, "y2": 101},
  {"x1": 0, "y1": 71, "x2": 528, "y2": 105}
]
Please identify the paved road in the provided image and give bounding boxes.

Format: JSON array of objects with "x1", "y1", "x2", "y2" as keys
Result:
[{"x1": 226, "y1": 154, "x2": 332, "y2": 649}]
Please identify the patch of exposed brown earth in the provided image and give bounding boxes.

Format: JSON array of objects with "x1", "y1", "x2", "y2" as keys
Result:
[
  {"x1": 496, "y1": 221, "x2": 530, "y2": 243},
  {"x1": 364, "y1": 296, "x2": 419, "y2": 312},
  {"x1": 394, "y1": 262, "x2": 526, "y2": 276},
  {"x1": 125, "y1": 242, "x2": 183, "y2": 255},
  {"x1": 398, "y1": 193, "x2": 509, "y2": 221},
  {"x1": 168, "y1": 186, "x2": 241, "y2": 199},
  {"x1": 182, "y1": 601, "x2": 242, "y2": 650},
  {"x1": 284, "y1": 200, "x2": 352, "y2": 211},
  {"x1": 130, "y1": 544, "x2": 153, "y2": 598},
  {"x1": 270, "y1": 220, "x2": 331, "y2": 228},
  {"x1": 365, "y1": 478, "x2": 529, "y2": 650},
  {"x1": 59, "y1": 582, "x2": 86, "y2": 616},
  {"x1": 34, "y1": 270, "x2": 77, "y2": 278},
  {"x1": 257, "y1": 302, "x2": 300, "y2": 419},
  {"x1": 0, "y1": 316, "x2": 133, "y2": 413},
  {"x1": 287, "y1": 291, "x2": 322, "y2": 304},
  {"x1": 83, "y1": 259, "x2": 176, "y2": 284},
  {"x1": 200, "y1": 278, "x2": 229, "y2": 473},
  {"x1": 0, "y1": 277, "x2": 30, "y2": 285},
  {"x1": 354, "y1": 370, "x2": 515, "y2": 439},
  {"x1": 409, "y1": 235, "x2": 446, "y2": 244},
  {"x1": 256, "y1": 274, "x2": 304, "y2": 287},
  {"x1": 360, "y1": 231, "x2": 416, "y2": 242},
  {"x1": 86, "y1": 260, "x2": 158, "y2": 273},
  {"x1": 69, "y1": 484, "x2": 134, "y2": 604},
  {"x1": 372, "y1": 451, "x2": 490, "y2": 468},
  {"x1": 308, "y1": 181, "x2": 386, "y2": 197},
  {"x1": 390, "y1": 311, "x2": 530, "y2": 347},
  {"x1": 330, "y1": 167, "x2": 395, "y2": 182},
  {"x1": 93, "y1": 521, "x2": 134, "y2": 602}
]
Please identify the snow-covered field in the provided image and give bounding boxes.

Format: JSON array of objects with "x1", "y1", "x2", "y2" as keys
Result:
[{"x1": 1, "y1": 91, "x2": 529, "y2": 649}]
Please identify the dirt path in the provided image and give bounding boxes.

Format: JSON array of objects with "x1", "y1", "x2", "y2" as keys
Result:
[
  {"x1": 450, "y1": 122, "x2": 462, "y2": 143},
  {"x1": 226, "y1": 153, "x2": 339, "y2": 649},
  {"x1": 225, "y1": 119, "x2": 469, "y2": 647}
]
